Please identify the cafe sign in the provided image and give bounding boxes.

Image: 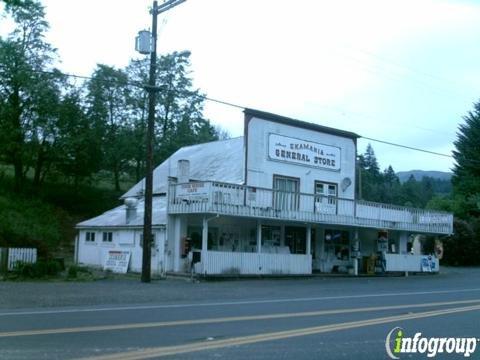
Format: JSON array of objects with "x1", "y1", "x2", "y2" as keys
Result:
[
  {"x1": 268, "y1": 133, "x2": 340, "y2": 170},
  {"x1": 176, "y1": 182, "x2": 210, "y2": 200}
]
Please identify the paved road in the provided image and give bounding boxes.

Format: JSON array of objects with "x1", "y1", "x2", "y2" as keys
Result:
[{"x1": 1, "y1": 268, "x2": 480, "y2": 359}]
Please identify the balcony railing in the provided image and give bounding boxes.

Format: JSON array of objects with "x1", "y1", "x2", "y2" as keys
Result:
[{"x1": 167, "y1": 181, "x2": 453, "y2": 235}]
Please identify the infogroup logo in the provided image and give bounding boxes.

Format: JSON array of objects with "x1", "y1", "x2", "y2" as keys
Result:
[{"x1": 385, "y1": 327, "x2": 479, "y2": 358}]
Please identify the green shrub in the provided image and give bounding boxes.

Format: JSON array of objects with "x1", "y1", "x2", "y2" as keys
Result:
[
  {"x1": 66, "y1": 265, "x2": 92, "y2": 280},
  {"x1": 12, "y1": 260, "x2": 62, "y2": 279},
  {"x1": 67, "y1": 265, "x2": 78, "y2": 279}
]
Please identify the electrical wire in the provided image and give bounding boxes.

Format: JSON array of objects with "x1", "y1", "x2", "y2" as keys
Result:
[
  {"x1": 359, "y1": 136, "x2": 452, "y2": 158},
  {"x1": 17, "y1": 67, "x2": 479, "y2": 163}
]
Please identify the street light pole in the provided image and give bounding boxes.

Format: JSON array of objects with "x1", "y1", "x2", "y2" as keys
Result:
[{"x1": 140, "y1": 0, "x2": 186, "y2": 283}]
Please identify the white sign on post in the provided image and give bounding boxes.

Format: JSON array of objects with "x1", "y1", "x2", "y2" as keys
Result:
[
  {"x1": 104, "y1": 250, "x2": 131, "y2": 274},
  {"x1": 268, "y1": 133, "x2": 341, "y2": 170}
]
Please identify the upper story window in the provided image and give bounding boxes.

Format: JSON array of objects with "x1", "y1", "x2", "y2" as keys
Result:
[
  {"x1": 85, "y1": 232, "x2": 95, "y2": 242},
  {"x1": 315, "y1": 182, "x2": 337, "y2": 201},
  {"x1": 273, "y1": 175, "x2": 300, "y2": 210},
  {"x1": 102, "y1": 232, "x2": 113, "y2": 242},
  {"x1": 315, "y1": 181, "x2": 337, "y2": 213}
]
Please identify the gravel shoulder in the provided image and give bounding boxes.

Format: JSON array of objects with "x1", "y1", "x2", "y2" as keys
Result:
[{"x1": 1, "y1": 267, "x2": 479, "y2": 310}]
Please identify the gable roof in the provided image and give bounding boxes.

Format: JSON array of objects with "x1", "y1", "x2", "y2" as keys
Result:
[{"x1": 244, "y1": 108, "x2": 359, "y2": 140}]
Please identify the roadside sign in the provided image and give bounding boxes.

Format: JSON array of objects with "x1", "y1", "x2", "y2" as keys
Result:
[{"x1": 104, "y1": 250, "x2": 131, "y2": 273}]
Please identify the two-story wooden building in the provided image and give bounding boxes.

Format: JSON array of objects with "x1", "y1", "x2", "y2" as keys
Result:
[{"x1": 76, "y1": 109, "x2": 453, "y2": 275}]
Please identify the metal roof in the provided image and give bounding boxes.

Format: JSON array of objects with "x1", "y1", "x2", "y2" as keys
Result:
[
  {"x1": 77, "y1": 110, "x2": 357, "y2": 229},
  {"x1": 122, "y1": 136, "x2": 245, "y2": 199},
  {"x1": 76, "y1": 196, "x2": 167, "y2": 228}
]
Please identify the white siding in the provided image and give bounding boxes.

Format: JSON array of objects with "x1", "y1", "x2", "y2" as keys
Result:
[
  {"x1": 246, "y1": 117, "x2": 356, "y2": 200},
  {"x1": 77, "y1": 229, "x2": 165, "y2": 274}
]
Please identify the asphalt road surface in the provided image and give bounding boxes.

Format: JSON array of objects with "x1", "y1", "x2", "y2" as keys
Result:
[{"x1": 1, "y1": 269, "x2": 480, "y2": 359}]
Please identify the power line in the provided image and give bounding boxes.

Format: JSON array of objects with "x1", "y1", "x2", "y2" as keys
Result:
[
  {"x1": 37, "y1": 69, "x2": 248, "y2": 109},
  {"x1": 360, "y1": 136, "x2": 453, "y2": 158},
  {"x1": 27, "y1": 68, "x2": 466, "y2": 162}
]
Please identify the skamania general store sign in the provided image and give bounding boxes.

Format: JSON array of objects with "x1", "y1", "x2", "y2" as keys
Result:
[{"x1": 268, "y1": 133, "x2": 341, "y2": 170}]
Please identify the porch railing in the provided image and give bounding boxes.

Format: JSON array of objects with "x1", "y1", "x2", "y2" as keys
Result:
[
  {"x1": 168, "y1": 181, "x2": 453, "y2": 235},
  {"x1": 197, "y1": 250, "x2": 312, "y2": 275}
]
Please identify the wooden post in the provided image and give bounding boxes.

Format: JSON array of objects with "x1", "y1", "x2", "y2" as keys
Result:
[
  {"x1": 202, "y1": 216, "x2": 208, "y2": 274},
  {"x1": 0, "y1": 248, "x2": 8, "y2": 274},
  {"x1": 306, "y1": 224, "x2": 311, "y2": 255},
  {"x1": 256, "y1": 221, "x2": 262, "y2": 253}
]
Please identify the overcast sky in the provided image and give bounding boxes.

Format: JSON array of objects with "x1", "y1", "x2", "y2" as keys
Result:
[{"x1": 2, "y1": 0, "x2": 479, "y2": 172}]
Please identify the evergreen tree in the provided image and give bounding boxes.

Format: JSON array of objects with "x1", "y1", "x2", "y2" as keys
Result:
[
  {"x1": 452, "y1": 100, "x2": 480, "y2": 216},
  {"x1": 358, "y1": 144, "x2": 382, "y2": 201},
  {"x1": 381, "y1": 165, "x2": 401, "y2": 204}
]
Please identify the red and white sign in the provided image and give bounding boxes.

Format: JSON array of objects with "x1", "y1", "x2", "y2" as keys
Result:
[{"x1": 104, "y1": 250, "x2": 131, "y2": 273}]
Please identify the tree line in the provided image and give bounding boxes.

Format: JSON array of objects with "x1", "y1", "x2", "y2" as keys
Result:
[
  {"x1": 0, "y1": 1, "x2": 224, "y2": 193},
  {"x1": 2, "y1": 1, "x2": 480, "y2": 266},
  {"x1": 357, "y1": 101, "x2": 480, "y2": 266},
  {"x1": 356, "y1": 143, "x2": 452, "y2": 208}
]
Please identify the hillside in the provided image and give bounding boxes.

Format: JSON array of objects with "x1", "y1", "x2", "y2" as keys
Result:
[
  {"x1": 396, "y1": 170, "x2": 452, "y2": 183},
  {"x1": 0, "y1": 174, "x2": 127, "y2": 259}
]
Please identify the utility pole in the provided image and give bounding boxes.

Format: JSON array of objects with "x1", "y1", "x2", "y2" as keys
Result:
[{"x1": 139, "y1": 0, "x2": 186, "y2": 283}]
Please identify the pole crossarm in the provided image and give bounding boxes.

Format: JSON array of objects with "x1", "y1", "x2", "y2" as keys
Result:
[{"x1": 151, "y1": 0, "x2": 186, "y2": 15}]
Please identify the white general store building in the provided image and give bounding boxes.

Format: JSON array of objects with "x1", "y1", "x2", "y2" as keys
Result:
[{"x1": 75, "y1": 109, "x2": 453, "y2": 275}]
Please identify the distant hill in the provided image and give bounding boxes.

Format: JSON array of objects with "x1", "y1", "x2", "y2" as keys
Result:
[{"x1": 396, "y1": 170, "x2": 452, "y2": 183}]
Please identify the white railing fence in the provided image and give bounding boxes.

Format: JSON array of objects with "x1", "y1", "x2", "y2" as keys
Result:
[
  {"x1": 384, "y1": 254, "x2": 439, "y2": 273},
  {"x1": 1, "y1": 248, "x2": 38, "y2": 271},
  {"x1": 168, "y1": 181, "x2": 453, "y2": 234},
  {"x1": 200, "y1": 250, "x2": 311, "y2": 275}
]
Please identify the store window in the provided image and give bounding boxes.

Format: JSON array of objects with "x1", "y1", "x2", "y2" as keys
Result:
[
  {"x1": 261, "y1": 225, "x2": 281, "y2": 248},
  {"x1": 187, "y1": 226, "x2": 218, "y2": 250},
  {"x1": 324, "y1": 229, "x2": 349, "y2": 260}
]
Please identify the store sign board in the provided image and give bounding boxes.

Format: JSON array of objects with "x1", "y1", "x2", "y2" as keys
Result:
[
  {"x1": 268, "y1": 134, "x2": 340, "y2": 170},
  {"x1": 104, "y1": 250, "x2": 131, "y2": 273},
  {"x1": 176, "y1": 182, "x2": 209, "y2": 199}
]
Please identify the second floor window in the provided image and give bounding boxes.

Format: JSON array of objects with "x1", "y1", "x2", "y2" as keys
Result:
[
  {"x1": 273, "y1": 175, "x2": 300, "y2": 210},
  {"x1": 315, "y1": 181, "x2": 337, "y2": 213}
]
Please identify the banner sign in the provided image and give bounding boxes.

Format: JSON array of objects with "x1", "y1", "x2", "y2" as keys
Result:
[
  {"x1": 176, "y1": 182, "x2": 209, "y2": 198},
  {"x1": 268, "y1": 133, "x2": 340, "y2": 170},
  {"x1": 104, "y1": 250, "x2": 131, "y2": 273}
]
